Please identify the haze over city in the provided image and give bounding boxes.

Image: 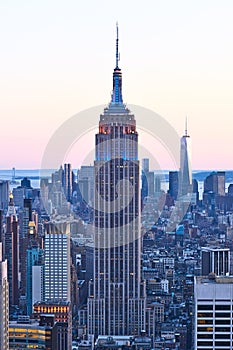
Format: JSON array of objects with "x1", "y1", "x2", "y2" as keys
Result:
[{"x1": 1, "y1": 0, "x2": 233, "y2": 169}]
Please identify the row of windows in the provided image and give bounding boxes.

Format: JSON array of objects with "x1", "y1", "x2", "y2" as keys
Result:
[
  {"x1": 198, "y1": 319, "x2": 231, "y2": 325},
  {"x1": 198, "y1": 333, "x2": 232, "y2": 338},
  {"x1": 198, "y1": 326, "x2": 233, "y2": 332},
  {"x1": 197, "y1": 341, "x2": 231, "y2": 346},
  {"x1": 197, "y1": 312, "x2": 232, "y2": 318},
  {"x1": 198, "y1": 305, "x2": 231, "y2": 310}
]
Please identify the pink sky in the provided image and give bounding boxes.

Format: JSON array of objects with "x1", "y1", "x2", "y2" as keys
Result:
[{"x1": 0, "y1": 1, "x2": 233, "y2": 170}]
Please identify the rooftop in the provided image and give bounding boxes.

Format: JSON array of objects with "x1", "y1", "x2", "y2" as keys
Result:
[{"x1": 196, "y1": 275, "x2": 233, "y2": 284}]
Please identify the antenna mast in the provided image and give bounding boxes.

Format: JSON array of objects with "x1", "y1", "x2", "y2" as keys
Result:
[
  {"x1": 116, "y1": 22, "x2": 119, "y2": 68},
  {"x1": 185, "y1": 116, "x2": 188, "y2": 137}
]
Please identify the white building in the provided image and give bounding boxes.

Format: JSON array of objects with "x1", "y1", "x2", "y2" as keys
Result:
[
  {"x1": 161, "y1": 279, "x2": 169, "y2": 293},
  {"x1": 194, "y1": 275, "x2": 233, "y2": 349},
  {"x1": 44, "y1": 221, "x2": 71, "y2": 302},
  {"x1": 32, "y1": 265, "x2": 44, "y2": 309}
]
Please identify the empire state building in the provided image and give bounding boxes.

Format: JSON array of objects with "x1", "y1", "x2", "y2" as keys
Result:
[{"x1": 87, "y1": 26, "x2": 146, "y2": 337}]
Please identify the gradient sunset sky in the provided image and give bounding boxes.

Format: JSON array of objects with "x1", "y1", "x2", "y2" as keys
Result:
[{"x1": 1, "y1": 0, "x2": 233, "y2": 170}]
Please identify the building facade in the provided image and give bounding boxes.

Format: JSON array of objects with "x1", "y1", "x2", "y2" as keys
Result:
[
  {"x1": 0, "y1": 242, "x2": 9, "y2": 350},
  {"x1": 194, "y1": 275, "x2": 233, "y2": 349},
  {"x1": 44, "y1": 222, "x2": 71, "y2": 302},
  {"x1": 5, "y1": 194, "x2": 19, "y2": 308},
  {"x1": 169, "y1": 171, "x2": 179, "y2": 200},
  {"x1": 63, "y1": 163, "x2": 73, "y2": 203},
  {"x1": 204, "y1": 171, "x2": 226, "y2": 196},
  {"x1": 201, "y1": 246, "x2": 230, "y2": 276}
]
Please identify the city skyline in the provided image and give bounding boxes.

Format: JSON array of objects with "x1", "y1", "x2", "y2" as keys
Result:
[{"x1": 1, "y1": 1, "x2": 233, "y2": 169}]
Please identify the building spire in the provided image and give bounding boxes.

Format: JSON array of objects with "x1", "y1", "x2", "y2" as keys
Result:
[
  {"x1": 7, "y1": 191, "x2": 16, "y2": 217},
  {"x1": 111, "y1": 23, "x2": 123, "y2": 105},
  {"x1": 185, "y1": 116, "x2": 189, "y2": 137},
  {"x1": 116, "y1": 22, "x2": 119, "y2": 68}
]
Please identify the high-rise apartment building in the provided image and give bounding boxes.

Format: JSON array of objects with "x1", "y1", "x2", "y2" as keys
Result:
[
  {"x1": 77, "y1": 165, "x2": 94, "y2": 205},
  {"x1": 5, "y1": 193, "x2": 19, "y2": 308},
  {"x1": 20, "y1": 198, "x2": 33, "y2": 296},
  {"x1": 169, "y1": 171, "x2": 179, "y2": 200},
  {"x1": 142, "y1": 158, "x2": 149, "y2": 173},
  {"x1": 26, "y1": 246, "x2": 43, "y2": 315},
  {"x1": 88, "y1": 25, "x2": 146, "y2": 337},
  {"x1": 0, "y1": 242, "x2": 9, "y2": 350},
  {"x1": 195, "y1": 275, "x2": 233, "y2": 349},
  {"x1": 0, "y1": 180, "x2": 9, "y2": 210},
  {"x1": 44, "y1": 221, "x2": 71, "y2": 302},
  {"x1": 179, "y1": 121, "x2": 192, "y2": 197},
  {"x1": 32, "y1": 264, "x2": 44, "y2": 308},
  {"x1": 201, "y1": 246, "x2": 230, "y2": 276},
  {"x1": 141, "y1": 158, "x2": 160, "y2": 200},
  {"x1": 63, "y1": 163, "x2": 73, "y2": 202},
  {"x1": 204, "y1": 171, "x2": 226, "y2": 196}
]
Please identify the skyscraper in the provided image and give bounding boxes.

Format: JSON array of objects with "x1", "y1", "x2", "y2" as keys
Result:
[
  {"x1": 88, "y1": 25, "x2": 146, "y2": 337},
  {"x1": 201, "y1": 246, "x2": 230, "y2": 276},
  {"x1": 20, "y1": 198, "x2": 33, "y2": 297},
  {"x1": 141, "y1": 158, "x2": 156, "y2": 199},
  {"x1": 0, "y1": 180, "x2": 9, "y2": 211},
  {"x1": 63, "y1": 163, "x2": 73, "y2": 202},
  {"x1": 142, "y1": 158, "x2": 149, "y2": 173},
  {"x1": 5, "y1": 193, "x2": 19, "y2": 308},
  {"x1": 169, "y1": 171, "x2": 179, "y2": 200},
  {"x1": 26, "y1": 246, "x2": 43, "y2": 315},
  {"x1": 44, "y1": 221, "x2": 71, "y2": 302},
  {"x1": 179, "y1": 119, "x2": 192, "y2": 197},
  {"x1": 204, "y1": 171, "x2": 226, "y2": 196},
  {"x1": 0, "y1": 242, "x2": 9, "y2": 350},
  {"x1": 195, "y1": 275, "x2": 233, "y2": 349},
  {"x1": 77, "y1": 165, "x2": 95, "y2": 205}
]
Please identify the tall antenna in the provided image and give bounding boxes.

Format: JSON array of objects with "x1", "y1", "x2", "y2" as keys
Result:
[
  {"x1": 116, "y1": 22, "x2": 119, "y2": 68},
  {"x1": 185, "y1": 116, "x2": 188, "y2": 136}
]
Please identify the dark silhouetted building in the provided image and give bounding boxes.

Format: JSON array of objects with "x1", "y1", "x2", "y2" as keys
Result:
[
  {"x1": 169, "y1": 171, "x2": 179, "y2": 200},
  {"x1": 0, "y1": 242, "x2": 9, "y2": 350},
  {"x1": 0, "y1": 181, "x2": 9, "y2": 210},
  {"x1": 5, "y1": 193, "x2": 19, "y2": 308},
  {"x1": 204, "y1": 171, "x2": 225, "y2": 196}
]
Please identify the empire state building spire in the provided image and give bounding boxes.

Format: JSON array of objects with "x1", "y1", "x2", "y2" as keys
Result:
[{"x1": 111, "y1": 23, "x2": 123, "y2": 105}]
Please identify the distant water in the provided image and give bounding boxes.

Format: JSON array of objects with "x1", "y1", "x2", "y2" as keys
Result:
[
  {"x1": 0, "y1": 169, "x2": 232, "y2": 199},
  {"x1": 0, "y1": 169, "x2": 52, "y2": 189}
]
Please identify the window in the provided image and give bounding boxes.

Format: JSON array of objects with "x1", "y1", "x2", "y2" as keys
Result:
[
  {"x1": 215, "y1": 305, "x2": 230, "y2": 310},
  {"x1": 198, "y1": 305, "x2": 213, "y2": 310}
]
